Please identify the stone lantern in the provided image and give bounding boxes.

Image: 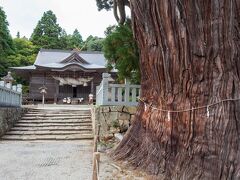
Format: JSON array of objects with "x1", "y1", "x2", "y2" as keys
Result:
[{"x1": 2, "y1": 72, "x2": 14, "y2": 89}]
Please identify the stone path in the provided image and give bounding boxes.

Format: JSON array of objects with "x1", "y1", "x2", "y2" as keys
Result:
[
  {"x1": 0, "y1": 140, "x2": 93, "y2": 180},
  {"x1": 0, "y1": 106, "x2": 94, "y2": 180}
]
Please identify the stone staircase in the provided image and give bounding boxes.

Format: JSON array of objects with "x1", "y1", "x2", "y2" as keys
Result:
[{"x1": 1, "y1": 108, "x2": 93, "y2": 141}]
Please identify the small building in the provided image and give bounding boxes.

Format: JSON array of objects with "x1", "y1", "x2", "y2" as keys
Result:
[{"x1": 11, "y1": 49, "x2": 114, "y2": 104}]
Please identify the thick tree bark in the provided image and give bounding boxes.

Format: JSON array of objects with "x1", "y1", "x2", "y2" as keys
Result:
[{"x1": 112, "y1": 1, "x2": 240, "y2": 179}]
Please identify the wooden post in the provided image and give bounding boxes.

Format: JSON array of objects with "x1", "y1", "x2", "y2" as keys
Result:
[
  {"x1": 54, "y1": 80, "x2": 59, "y2": 104},
  {"x1": 42, "y1": 93, "x2": 45, "y2": 106},
  {"x1": 92, "y1": 152, "x2": 100, "y2": 180},
  {"x1": 91, "y1": 80, "x2": 94, "y2": 93},
  {"x1": 93, "y1": 135, "x2": 98, "y2": 153}
]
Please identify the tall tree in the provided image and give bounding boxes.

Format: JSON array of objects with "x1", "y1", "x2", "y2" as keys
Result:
[
  {"x1": 16, "y1": 31, "x2": 20, "y2": 38},
  {"x1": 69, "y1": 29, "x2": 83, "y2": 49},
  {"x1": 103, "y1": 22, "x2": 140, "y2": 83},
  {"x1": 110, "y1": 1, "x2": 240, "y2": 179},
  {"x1": 30, "y1": 10, "x2": 62, "y2": 49},
  {"x1": 58, "y1": 29, "x2": 70, "y2": 49},
  {"x1": 0, "y1": 6, "x2": 13, "y2": 77}
]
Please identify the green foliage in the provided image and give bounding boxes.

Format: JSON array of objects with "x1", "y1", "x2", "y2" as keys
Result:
[
  {"x1": 69, "y1": 29, "x2": 83, "y2": 49},
  {"x1": 96, "y1": 0, "x2": 113, "y2": 11},
  {"x1": 16, "y1": 31, "x2": 20, "y2": 38},
  {"x1": 104, "y1": 25, "x2": 116, "y2": 36},
  {"x1": 8, "y1": 38, "x2": 37, "y2": 67},
  {"x1": 82, "y1": 35, "x2": 104, "y2": 51},
  {"x1": 0, "y1": 6, "x2": 14, "y2": 77},
  {"x1": 103, "y1": 22, "x2": 140, "y2": 83},
  {"x1": 30, "y1": 10, "x2": 63, "y2": 49}
]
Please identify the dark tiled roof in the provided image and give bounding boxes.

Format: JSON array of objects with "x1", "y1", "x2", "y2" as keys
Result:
[
  {"x1": 34, "y1": 49, "x2": 106, "y2": 67},
  {"x1": 11, "y1": 49, "x2": 109, "y2": 71}
]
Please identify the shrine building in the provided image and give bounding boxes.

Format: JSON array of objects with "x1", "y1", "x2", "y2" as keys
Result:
[{"x1": 11, "y1": 49, "x2": 114, "y2": 104}]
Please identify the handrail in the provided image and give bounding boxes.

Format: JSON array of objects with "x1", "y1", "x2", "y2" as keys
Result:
[
  {"x1": 96, "y1": 79, "x2": 140, "y2": 106},
  {"x1": 0, "y1": 83, "x2": 22, "y2": 107}
]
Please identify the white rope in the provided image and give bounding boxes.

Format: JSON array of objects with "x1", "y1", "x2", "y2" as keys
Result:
[
  {"x1": 138, "y1": 97, "x2": 240, "y2": 113},
  {"x1": 167, "y1": 111, "x2": 171, "y2": 121},
  {"x1": 207, "y1": 105, "x2": 210, "y2": 118}
]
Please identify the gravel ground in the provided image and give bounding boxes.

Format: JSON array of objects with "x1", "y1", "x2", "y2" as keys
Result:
[{"x1": 0, "y1": 140, "x2": 93, "y2": 180}]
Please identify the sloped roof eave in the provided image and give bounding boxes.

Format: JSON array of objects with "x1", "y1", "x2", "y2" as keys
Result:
[
  {"x1": 10, "y1": 65, "x2": 36, "y2": 71},
  {"x1": 34, "y1": 63, "x2": 106, "y2": 71}
]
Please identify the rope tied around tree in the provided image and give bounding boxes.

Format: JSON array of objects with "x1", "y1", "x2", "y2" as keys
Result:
[{"x1": 138, "y1": 97, "x2": 240, "y2": 120}]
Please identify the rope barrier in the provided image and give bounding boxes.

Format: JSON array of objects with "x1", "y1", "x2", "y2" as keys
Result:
[{"x1": 138, "y1": 97, "x2": 240, "y2": 113}]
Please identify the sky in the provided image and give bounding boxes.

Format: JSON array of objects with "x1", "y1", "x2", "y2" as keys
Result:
[{"x1": 0, "y1": 0, "x2": 121, "y2": 40}]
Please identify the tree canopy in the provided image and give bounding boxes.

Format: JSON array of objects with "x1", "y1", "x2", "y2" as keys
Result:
[
  {"x1": 70, "y1": 29, "x2": 83, "y2": 49},
  {"x1": 103, "y1": 22, "x2": 140, "y2": 83},
  {"x1": 30, "y1": 10, "x2": 63, "y2": 49},
  {"x1": 0, "y1": 6, "x2": 14, "y2": 77},
  {"x1": 82, "y1": 35, "x2": 104, "y2": 51},
  {"x1": 8, "y1": 38, "x2": 37, "y2": 67}
]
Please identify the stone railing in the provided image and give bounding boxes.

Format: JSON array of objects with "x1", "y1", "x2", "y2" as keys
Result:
[
  {"x1": 96, "y1": 73, "x2": 141, "y2": 106},
  {"x1": 0, "y1": 81, "x2": 22, "y2": 107}
]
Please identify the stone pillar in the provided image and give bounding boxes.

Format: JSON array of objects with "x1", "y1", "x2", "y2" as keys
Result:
[
  {"x1": 124, "y1": 78, "x2": 130, "y2": 103},
  {"x1": 102, "y1": 73, "x2": 110, "y2": 105},
  {"x1": 17, "y1": 84, "x2": 22, "y2": 92},
  {"x1": 0, "y1": 81, "x2": 4, "y2": 87},
  {"x1": 12, "y1": 85, "x2": 17, "y2": 91},
  {"x1": 17, "y1": 84, "x2": 22, "y2": 106}
]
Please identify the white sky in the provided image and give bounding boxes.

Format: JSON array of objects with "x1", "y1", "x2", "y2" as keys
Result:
[{"x1": 0, "y1": 0, "x2": 120, "y2": 40}]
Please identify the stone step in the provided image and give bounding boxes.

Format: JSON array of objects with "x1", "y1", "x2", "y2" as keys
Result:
[
  {"x1": 21, "y1": 116, "x2": 91, "y2": 120},
  {"x1": 1, "y1": 134, "x2": 94, "y2": 141},
  {"x1": 18, "y1": 120, "x2": 92, "y2": 124},
  {"x1": 24, "y1": 113, "x2": 91, "y2": 116},
  {"x1": 28, "y1": 110, "x2": 90, "y2": 114},
  {"x1": 3, "y1": 108, "x2": 93, "y2": 141},
  {"x1": 14, "y1": 123, "x2": 92, "y2": 127},
  {"x1": 11, "y1": 127, "x2": 93, "y2": 131},
  {"x1": 6, "y1": 130, "x2": 92, "y2": 135}
]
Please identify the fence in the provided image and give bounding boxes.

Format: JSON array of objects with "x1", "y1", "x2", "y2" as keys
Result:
[
  {"x1": 96, "y1": 73, "x2": 141, "y2": 106},
  {"x1": 0, "y1": 81, "x2": 22, "y2": 107}
]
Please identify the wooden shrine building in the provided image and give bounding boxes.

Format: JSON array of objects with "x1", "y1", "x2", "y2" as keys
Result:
[{"x1": 11, "y1": 49, "x2": 114, "y2": 104}]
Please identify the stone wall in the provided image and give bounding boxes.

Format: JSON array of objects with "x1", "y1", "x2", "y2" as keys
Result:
[
  {"x1": 94, "y1": 106, "x2": 137, "y2": 136},
  {"x1": 0, "y1": 107, "x2": 28, "y2": 137}
]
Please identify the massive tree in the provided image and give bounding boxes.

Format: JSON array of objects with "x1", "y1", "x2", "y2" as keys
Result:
[
  {"x1": 110, "y1": 1, "x2": 240, "y2": 179},
  {"x1": 30, "y1": 10, "x2": 63, "y2": 49},
  {"x1": 0, "y1": 6, "x2": 13, "y2": 77}
]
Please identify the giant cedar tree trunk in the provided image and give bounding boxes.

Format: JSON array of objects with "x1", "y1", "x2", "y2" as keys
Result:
[{"x1": 112, "y1": 1, "x2": 240, "y2": 179}]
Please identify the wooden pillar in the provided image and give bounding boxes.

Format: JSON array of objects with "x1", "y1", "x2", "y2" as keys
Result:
[
  {"x1": 92, "y1": 152, "x2": 100, "y2": 180},
  {"x1": 54, "y1": 80, "x2": 59, "y2": 104},
  {"x1": 91, "y1": 81, "x2": 94, "y2": 93}
]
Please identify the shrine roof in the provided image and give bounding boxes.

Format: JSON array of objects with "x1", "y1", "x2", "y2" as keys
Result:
[
  {"x1": 11, "y1": 49, "x2": 108, "y2": 71},
  {"x1": 34, "y1": 49, "x2": 106, "y2": 67}
]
